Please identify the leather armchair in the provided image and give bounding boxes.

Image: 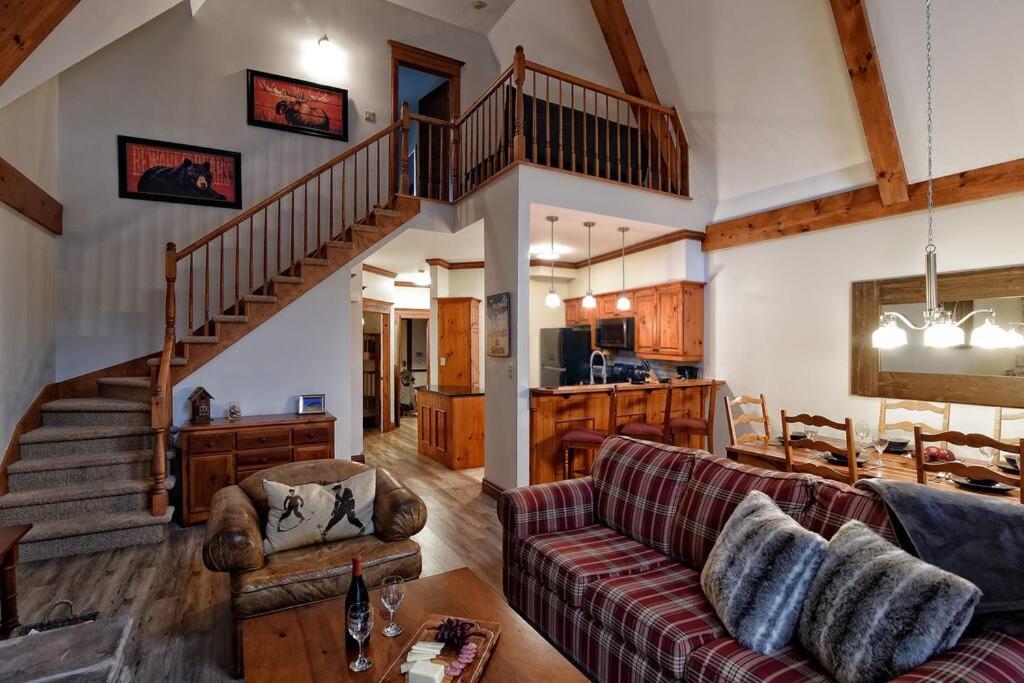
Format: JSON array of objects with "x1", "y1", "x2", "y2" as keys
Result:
[{"x1": 202, "y1": 459, "x2": 427, "y2": 675}]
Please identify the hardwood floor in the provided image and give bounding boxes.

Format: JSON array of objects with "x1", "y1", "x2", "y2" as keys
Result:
[{"x1": 14, "y1": 421, "x2": 502, "y2": 680}]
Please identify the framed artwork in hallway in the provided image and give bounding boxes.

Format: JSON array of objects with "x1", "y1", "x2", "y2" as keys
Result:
[
  {"x1": 246, "y1": 69, "x2": 349, "y2": 141},
  {"x1": 117, "y1": 136, "x2": 242, "y2": 209},
  {"x1": 486, "y1": 292, "x2": 511, "y2": 357}
]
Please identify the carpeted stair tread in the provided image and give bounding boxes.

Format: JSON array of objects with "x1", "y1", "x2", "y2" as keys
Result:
[
  {"x1": 23, "y1": 507, "x2": 173, "y2": 543},
  {"x1": 96, "y1": 376, "x2": 150, "y2": 388},
  {"x1": 42, "y1": 398, "x2": 148, "y2": 413},
  {"x1": 0, "y1": 478, "x2": 153, "y2": 509},
  {"x1": 146, "y1": 356, "x2": 187, "y2": 367},
  {"x1": 7, "y1": 450, "x2": 151, "y2": 474},
  {"x1": 19, "y1": 424, "x2": 154, "y2": 445}
]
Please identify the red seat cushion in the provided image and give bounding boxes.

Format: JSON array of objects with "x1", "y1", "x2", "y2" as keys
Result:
[
  {"x1": 669, "y1": 415, "x2": 708, "y2": 432},
  {"x1": 670, "y1": 455, "x2": 812, "y2": 568},
  {"x1": 583, "y1": 564, "x2": 726, "y2": 678},
  {"x1": 517, "y1": 524, "x2": 671, "y2": 607},
  {"x1": 562, "y1": 428, "x2": 605, "y2": 445},
  {"x1": 804, "y1": 479, "x2": 897, "y2": 543},
  {"x1": 593, "y1": 436, "x2": 699, "y2": 554},
  {"x1": 619, "y1": 422, "x2": 665, "y2": 438},
  {"x1": 684, "y1": 638, "x2": 832, "y2": 683}
]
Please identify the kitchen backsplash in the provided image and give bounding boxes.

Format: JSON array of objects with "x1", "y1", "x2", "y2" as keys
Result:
[{"x1": 609, "y1": 351, "x2": 701, "y2": 380}]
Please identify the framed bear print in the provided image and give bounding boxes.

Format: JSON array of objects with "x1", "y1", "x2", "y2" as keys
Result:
[
  {"x1": 246, "y1": 70, "x2": 349, "y2": 141},
  {"x1": 117, "y1": 136, "x2": 242, "y2": 209}
]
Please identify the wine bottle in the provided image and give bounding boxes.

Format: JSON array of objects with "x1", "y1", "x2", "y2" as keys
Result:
[{"x1": 345, "y1": 554, "x2": 369, "y2": 651}]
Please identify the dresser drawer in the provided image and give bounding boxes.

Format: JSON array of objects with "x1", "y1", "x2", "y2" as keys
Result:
[
  {"x1": 295, "y1": 444, "x2": 331, "y2": 462},
  {"x1": 189, "y1": 432, "x2": 235, "y2": 455},
  {"x1": 236, "y1": 428, "x2": 291, "y2": 451},
  {"x1": 293, "y1": 425, "x2": 330, "y2": 445},
  {"x1": 235, "y1": 447, "x2": 292, "y2": 470}
]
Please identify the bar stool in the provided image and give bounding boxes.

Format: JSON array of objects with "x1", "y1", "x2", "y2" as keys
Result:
[
  {"x1": 560, "y1": 388, "x2": 618, "y2": 480},
  {"x1": 668, "y1": 382, "x2": 717, "y2": 451},
  {"x1": 617, "y1": 385, "x2": 670, "y2": 442}
]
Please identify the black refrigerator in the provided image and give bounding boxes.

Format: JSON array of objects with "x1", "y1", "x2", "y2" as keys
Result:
[{"x1": 540, "y1": 327, "x2": 592, "y2": 386}]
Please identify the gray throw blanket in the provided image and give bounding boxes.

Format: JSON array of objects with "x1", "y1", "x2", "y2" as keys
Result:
[{"x1": 856, "y1": 478, "x2": 1024, "y2": 635}]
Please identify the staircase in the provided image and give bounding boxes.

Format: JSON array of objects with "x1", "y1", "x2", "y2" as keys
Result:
[{"x1": 4, "y1": 378, "x2": 172, "y2": 561}]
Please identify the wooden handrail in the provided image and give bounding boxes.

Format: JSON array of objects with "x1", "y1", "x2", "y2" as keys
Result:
[
  {"x1": 176, "y1": 121, "x2": 401, "y2": 260},
  {"x1": 456, "y1": 65, "x2": 514, "y2": 126},
  {"x1": 524, "y1": 60, "x2": 675, "y2": 114},
  {"x1": 409, "y1": 112, "x2": 454, "y2": 128}
]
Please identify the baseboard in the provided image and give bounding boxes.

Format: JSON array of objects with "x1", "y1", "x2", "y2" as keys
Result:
[
  {"x1": 481, "y1": 478, "x2": 504, "y2": 500},
  {"x1": 351, "y1": 453, "x2": 366, "y2": 464},
  {"x1": 1, "y1": 383, "x2": 58, "y2": 495}
]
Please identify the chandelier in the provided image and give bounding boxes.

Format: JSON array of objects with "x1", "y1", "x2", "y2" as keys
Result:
[{"x1": 872, "y1": 0, "x2": 1019, "y2": 351}]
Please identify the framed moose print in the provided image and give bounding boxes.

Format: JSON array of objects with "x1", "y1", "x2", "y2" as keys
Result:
[
  {"x1": 117, "y1": 136, "x2": 242, "y2": 209},
  {"x1": 246, "y1": 69, "x2": 349, "y2": 141}
]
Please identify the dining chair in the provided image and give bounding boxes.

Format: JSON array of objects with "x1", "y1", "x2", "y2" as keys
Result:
[
  {"x1": 913, "y1": 427, "x2": 1023, "y2": 503},
  {"x1": 993, "y1": 407, "x2": 1024, "y2": 468},
  {"x1": 724, "y1": 394, "x2": 771, "y2": 446},
  {"x1": 560, "y1": 387, "x2": 618, "y2": 480},
  {"x1": 667, "y1": 382, "x2": 717, "y2": 451},
  {"x1": 878, "y1": 398, "x2": 950, "y2": 448},
  {"x1": 616, "y1": 386, "x2": 670, "y2": 443},
  {"x1": 781, "y1": 410, "x2": 859, "y2": 485}
]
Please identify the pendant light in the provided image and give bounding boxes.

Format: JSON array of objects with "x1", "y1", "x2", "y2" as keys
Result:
[
  {"x1": 615, "y1": 227, "x2": 630, "y2": 312},
  {"x1": 544, "y1": 216, "x2": 562, "y2": 308},
  {"x1": 872, "y1": 0, "x2": 1016, "y2": 350},
  {"x1": 581, "y1": 221, "x2": 597, "y2": 309}
]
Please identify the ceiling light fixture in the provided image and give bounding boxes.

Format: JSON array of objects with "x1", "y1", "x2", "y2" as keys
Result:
[
  {"x1": 871, "y1": 0, "x2": 1017, "y2": 350},
  {"x1": 544, "y1": 216, "x2": 562, "y2": 308},
  {"x1": 616, "y1": 227, "x2": 630, "y2": 312},
  {"x1": 581, "y1": 221, "x2": 597, "y2": 310}
]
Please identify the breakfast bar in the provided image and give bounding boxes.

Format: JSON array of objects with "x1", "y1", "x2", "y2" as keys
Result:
[{"x1": 529, "y1": 379, "x2": 723, "y2": 484}]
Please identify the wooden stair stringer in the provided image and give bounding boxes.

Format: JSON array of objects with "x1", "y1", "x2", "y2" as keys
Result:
[{"x1": 169, "y1": 194, "x2": 421, "y2": 386}]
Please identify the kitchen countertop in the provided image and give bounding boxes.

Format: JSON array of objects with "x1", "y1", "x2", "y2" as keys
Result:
[
  {"x1": 416, "y1": 385, "x2": 485, "y2": 397},
  {"x1": 530, "y1": 378, "x2": 722, "y2": 396}
]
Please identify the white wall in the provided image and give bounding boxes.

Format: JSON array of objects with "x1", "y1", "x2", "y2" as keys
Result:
[
  {"x1": 706, "y1": 194, "x2": 1024, "y2": 459},
  {"x1": 54, "y1": 0, "x2": 499, "y2": 381},
  {"x1": 0, "y1": 79, "x2": 59, "y2": 453},
  {"x1": 565, "y1": 239, "x2": 703, "y2": 299}
]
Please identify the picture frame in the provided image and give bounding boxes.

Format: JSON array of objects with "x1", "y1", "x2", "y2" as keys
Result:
[
  {"x1": 118, "y1": 135, "x2": 242, "y2": 209},
  {"x1": 486, "y1": 292, "x2": 511, "y2": 357},
  {"x1": 297, "y1": 393, "x2": 326, "y2": 415},
  {"x1": 247, "y1": 69, "x2": 349, "y2": 141}
]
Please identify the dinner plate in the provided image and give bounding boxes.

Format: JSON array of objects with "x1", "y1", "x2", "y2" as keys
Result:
[
  {"x1": 996, "y1": 463, "x2": 1021, "y2": 475},
  {"x1": 948, "y1": 475, "x2": 1015, "y2": 493},
  {"x1": 823, "y1": 452, "x2": 869, "y2": 466}
]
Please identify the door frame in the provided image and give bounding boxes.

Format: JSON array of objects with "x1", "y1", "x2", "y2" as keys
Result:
[
  {"x1": 388, "y1": 39, "x2": 464, "y2": 122},
  {"x1": 363, "y1": 298, "x2": 395, "y2": 432},
  {"x1": 395, "y1": 308, "x2": 430, "y2": 428}
]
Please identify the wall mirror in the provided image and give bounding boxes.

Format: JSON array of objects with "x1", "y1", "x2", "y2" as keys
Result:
[{"x1": 852, "y1": 264, "x2": 1024, "y2": 408}]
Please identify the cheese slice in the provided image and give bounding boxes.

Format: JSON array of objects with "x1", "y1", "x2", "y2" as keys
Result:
[
  {"x1": 410, "y1": 641, "x2": 444, "y2": 653},
  {"x1": 407, "y1": 660, "x2": 445, "y2": 683},
  {"x1": 404, "y1": 652, "x2": 436, "y2": 662}
]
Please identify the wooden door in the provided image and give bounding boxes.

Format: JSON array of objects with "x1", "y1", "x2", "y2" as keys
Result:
[
  {"x1": 188, "y1": 453, "x2": 235, "y2": 518},
  {"x1": 634, "y1": 288, "x2": 658, "y2": 353},
  {"x1": 437, "y1": 298, "x2": 479, "y2": 387},
  {"x1": 655, "y1": 285, "x2": 684, "y2": 355},
  {"x1": 416, "y1": 81, "x2": 451, "y2": 200},
  {"x1": 681, "y1": 283, "x2": 704, "y2": 358}
]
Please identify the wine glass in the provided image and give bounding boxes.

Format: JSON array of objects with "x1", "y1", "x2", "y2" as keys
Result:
[
  {"x1": 804, "y1": 424, "x2": 819, "y2": 442},
  {"x1": 872, "y1": 433, "x2": 889, "y2": 466},
  {"x1": 855, "y1": 421, "x2": 871, "y2": 449},
  {"x1": 347, "y1": 602, "x2": 373, "y2": 672},
  {"x1": 980, "y1": 446, "x2": 998, "y2": 468},
  {"x1": 381, "y1": 576, "x2": 405, "y2": 637}
]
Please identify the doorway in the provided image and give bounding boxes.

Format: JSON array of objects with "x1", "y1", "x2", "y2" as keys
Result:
[
  {"x1": 395, "y1": 309, "x2": 430, "y2": 426},
  {"x1": 362, "y1": 299, "x2": 394, "y2": 433},
  {"x1": 388, "y1": 40, "x2": 463, "y2": 200}
]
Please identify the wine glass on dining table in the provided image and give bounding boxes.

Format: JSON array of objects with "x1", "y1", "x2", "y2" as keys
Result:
[
  {"x1": 381, "y1": 575, "x2": 405, "y2": 637},
  {"x1": 855, "y1": 421, "x2": 871, "y2": 450},
  {"x1": 871, "y1": 433, "x2": 889, "y2": 467},
  {"x1": 347, "y1": 602, "x2": 373, "y2": 672}
]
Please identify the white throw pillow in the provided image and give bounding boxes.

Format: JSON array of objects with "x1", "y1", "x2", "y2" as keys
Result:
[{"x1": 262, "y1": 469, "x2": 376, "y2": 554}]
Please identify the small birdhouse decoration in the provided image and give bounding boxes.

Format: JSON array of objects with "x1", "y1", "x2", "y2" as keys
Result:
[{"x1": 188, "y1": 387, "x2": 214, "y2": 424}]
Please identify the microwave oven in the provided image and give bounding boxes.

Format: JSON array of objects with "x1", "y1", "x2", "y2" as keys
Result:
[{"x1": 595, "y1": 317, "x2": 634, "y2": 350}]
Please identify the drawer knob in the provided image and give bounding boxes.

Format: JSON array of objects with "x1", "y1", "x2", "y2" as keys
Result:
[
  {"x1": 259, "y1": 437, "x2": 268, "y2": 443},
  {"x1": 206, "y1": 440, "x2": 214, "y2": 447}
]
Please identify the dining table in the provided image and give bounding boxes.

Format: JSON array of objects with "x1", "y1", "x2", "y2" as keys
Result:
[{"x1": 726, "y1": 438, "x2": 1020, "y2": 500}]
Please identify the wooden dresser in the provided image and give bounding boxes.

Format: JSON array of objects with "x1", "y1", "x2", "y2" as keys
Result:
[{"x1": 179, "y1": 412, "x2": 336, "y2": 525}]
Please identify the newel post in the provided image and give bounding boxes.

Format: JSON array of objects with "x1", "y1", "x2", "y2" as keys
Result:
[
  {"x1": 513, "y1": 45, "x2": 526, "y2": 162},
  {"x1": 399, "y1": 101, "x2": 411, "y2": 195},
  {"x1": 149, "y1": 242, "x2": 176, "y2": 517}
]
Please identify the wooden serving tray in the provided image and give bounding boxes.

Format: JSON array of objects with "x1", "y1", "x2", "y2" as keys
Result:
[{"x1": 379, "y1": 614, "x2": 501, "y2": 682}]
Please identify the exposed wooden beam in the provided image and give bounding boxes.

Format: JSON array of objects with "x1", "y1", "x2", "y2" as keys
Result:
[
  {"x1": 0, "y1": 154, "x2": 62, "y2": 234},
  {"x1": 362, "y1": 264, "x2": 397, "y2": 279},
  {"x1": 703, "y1": 157, "x2": 1024, "y2": 252},
  {"x1": 588, "y1": 0, "x2": 659, "y2": 103},
  {"x1": 0, "y1": 0, "x2": 80, "y2": 87},
  {"x1": 829, "y1": 0, "x2": 908, "y2": 206}
]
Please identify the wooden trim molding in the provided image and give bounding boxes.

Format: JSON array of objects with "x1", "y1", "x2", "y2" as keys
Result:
[
  {"x1": 394, "y1": 280, "x2": 429, "y2": 288},
  {"x1": 829, "y1": 0, "x2": 908, "y2": 206},
  {"x1": 575, "y1": 228, "x2": 704, "y2": 268},
  {"x1": 0, "y1": 155, "x2": 62, "y2": 235},
  {"x1": 851, "y1": 263, "x2": 1024, "y2": 408},
  {"x1": 362, "y1": 264, "x2": 397, "y2": 279},
  {"x1": 387, "y1": 40, "x2": 465, "y2": 76},
  {"x1": 0, "y1": 383, "x2": 58, "y2": 495},
  {"x1": 704, "y1": 156, "x2": 1024, "y2": 252},
  {"x1": 0, "y1": 0, "x2": 80, "y2": 86},
  {"x1": 425, "y1": 259, "x2": 486, "y2": 271},
  {"x1": 481, "y1": 478, "x2": 504, "y2": 501},
  {"x1": 362, "y1": 297, "x2": 392, "y2": 314},
  {"x1": 394, "y1": 308, "x2": 430, "y2": 319}
]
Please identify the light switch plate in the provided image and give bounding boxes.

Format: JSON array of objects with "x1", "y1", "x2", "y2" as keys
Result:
[
  {"x1": 364, "y1": 110, "x2": 376, "y2": 123},
  {"x1": 507, "y1": 365, "x2": 514, "y2": 378}
]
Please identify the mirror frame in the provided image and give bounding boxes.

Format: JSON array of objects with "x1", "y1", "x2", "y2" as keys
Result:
[{"x1": 851, "y1": 264, "x2": 1024, "y2": 408}]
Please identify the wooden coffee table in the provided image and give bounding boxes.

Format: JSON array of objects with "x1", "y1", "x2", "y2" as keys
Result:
[{"x1": 242, "y1": 567, "x2": 586, "y2": 681}]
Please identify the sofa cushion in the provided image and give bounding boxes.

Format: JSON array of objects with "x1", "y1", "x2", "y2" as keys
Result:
[
  {"x1": 517, "y1": 524, "x2": 671, "y2": 607},
  {"x1": 799, "y1": 521, "x2": 981, "y2": 683},
  {"x1": 804, "y1": 479, "x2": 896, "y2": 543},
  {"x1": 670, "y1": 455, "x2": 811, "y2": 569},
  {"x1": 593, "y1": 436, "x2": 700, "y2": 554},
  {"x1": 684, "y1": 638, "x2": 832, "y2": 683},
  {"x1": 582, "y1": 563, "x2": 726, "y2": 678},
  {"x1": 890, "y1": 631, "x2": 1024, "y2": 682},
  {"x1": 700, "y1": 491, "x2": 828, "y2": 654},
  {"x1": 232, "y1": 535, "x2": 421, "y2": 618}
]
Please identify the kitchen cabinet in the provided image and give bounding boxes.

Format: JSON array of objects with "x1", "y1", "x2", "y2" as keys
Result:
[
  {"x1": 416, "y1": 387, "x2": 484, "y2": 470},
  {"x1": 630, "y1": 282, "x2": 704, "y2": 361},
  {"x1": 437, "y1": 297, "x2": 480, "y2": 388},
  {"x1": 598, "y1": 292, "x2": 633, "y2": 318}
]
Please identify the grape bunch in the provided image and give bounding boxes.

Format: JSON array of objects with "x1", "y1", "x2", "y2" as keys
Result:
[{"x1": 435, "y1": 617, "x2": 474, "y2": 650}]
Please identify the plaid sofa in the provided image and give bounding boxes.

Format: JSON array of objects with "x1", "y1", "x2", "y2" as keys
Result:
[{"x1": 498, "y1": 436, "x2": 1024, "y2": 682}]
